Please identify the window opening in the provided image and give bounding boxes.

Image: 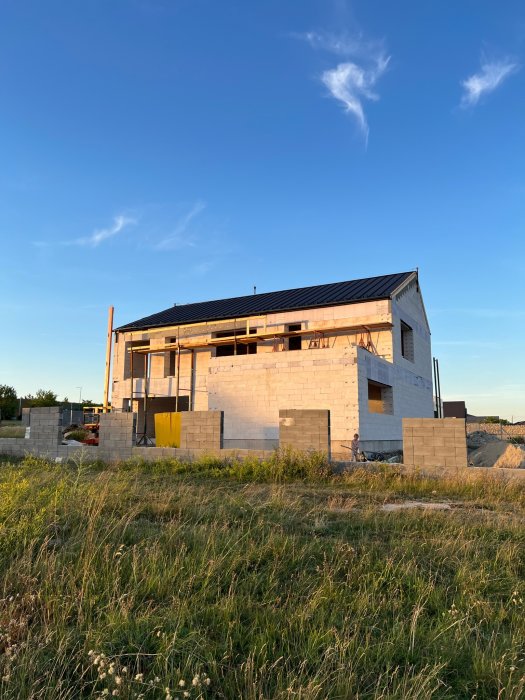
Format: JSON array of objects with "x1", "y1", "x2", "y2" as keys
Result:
[
  {"x1": 125, "y1": 340, "x2": 149, "y2": 379},
  {"x1": 400, "y1": 321, "x2": 414, "y2": 362},
  {"x1": 214, "y1": 328, "x2": 257, "y2": 357},
  {"x1": 287, "y1": 324, "x2": 302, "y2": 351},
  {"x1": 367, "y1": 380, "x2": 394, "y2": 415}
]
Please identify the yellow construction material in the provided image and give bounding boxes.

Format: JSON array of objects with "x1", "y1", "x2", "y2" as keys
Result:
[{"x1": 154, "y1": 412, "x2": 182, "y2": 447}]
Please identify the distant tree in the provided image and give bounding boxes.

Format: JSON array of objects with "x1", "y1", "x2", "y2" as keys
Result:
[
  {"x1": 484, "y1": 416, "x2": 500, "y2": 424},
  {"x1": 0, "y1": 385, "x2": 18, "y2": 420},
  {"x1": 26, "y1": 390, "x2": 59, "y2": 407}
]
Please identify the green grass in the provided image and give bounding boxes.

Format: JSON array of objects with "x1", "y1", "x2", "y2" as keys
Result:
[
  {"x1": 0, "y1": 451, "x2": 524, "y2": 699},
  {"x1": 0, "y1": 425, "x2": 25, "y2": 438}
]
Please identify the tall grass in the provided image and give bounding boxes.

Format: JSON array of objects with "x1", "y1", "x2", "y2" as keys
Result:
[
  {"x1": 0, "y1": 426, "x2": 25, "y2": 438},
  {"x1": 0, "y1": 452, "x2": 523, "y2": 698}
]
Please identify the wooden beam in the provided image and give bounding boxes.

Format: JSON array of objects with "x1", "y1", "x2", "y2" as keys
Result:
[{"x1": 126, "y1": 321, "x2": 393, "y2": 354}]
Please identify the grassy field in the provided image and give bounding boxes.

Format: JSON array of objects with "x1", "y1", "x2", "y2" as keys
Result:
[
  {"x1": 0, "y1": 451, "x2": 524, "y2": 699},
  {"x1": 0, "y1": 424, "x2": 25, "y2": 438}
]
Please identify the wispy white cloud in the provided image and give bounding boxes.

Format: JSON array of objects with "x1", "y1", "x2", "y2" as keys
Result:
[
  {"x1": 297, "y1": 30, "x2": 390, "y2": 140},
  {"x1": 460, "y1": 58, "x2": 519, "y2": 108},
  {"x1": 74, "y1": 215, "x2": 136, "y2": 247},
  {"x1": 155, "y1": 201, "x2": 206, "y2": 251},
  {"x1": 321, "y1": 56, "x2": 389, "y2": 139},
  {"x1": 301, "y1": 31, "x2": 369, "y2": 57},
  {"x1": 34, "y1": 214, "x2": 136, "y2": 248}
]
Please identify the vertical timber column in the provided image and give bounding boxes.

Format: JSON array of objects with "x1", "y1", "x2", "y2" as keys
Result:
[{"x1": 103, "y1": 305, "x2": 114, "y2": 412}]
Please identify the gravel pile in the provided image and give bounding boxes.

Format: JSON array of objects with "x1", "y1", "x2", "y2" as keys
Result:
[{"x1": 467, "y1": 431, "x2": 501, "y2": 450}]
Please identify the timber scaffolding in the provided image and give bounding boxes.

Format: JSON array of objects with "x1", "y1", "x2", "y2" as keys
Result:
[
  {"x1": 127, "y1": 318, "x2": 392, "y2": 444},
  {"x1": 127, "y1": 320, "x2": 392, "y2": 355}
]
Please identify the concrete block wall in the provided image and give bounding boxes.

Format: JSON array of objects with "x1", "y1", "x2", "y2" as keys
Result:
[
  {"x1": 357, "y1": 347, "x2": 434, "y2": 453},
  {"x1": 209, "y1": 345, "x2": 358, "y2": 453},
  {"x1": 403, "y1": 418, "x2": 467, "y2": 469},
  {"x1": 98, "y1": 412, "x2": 136, "y2": 461},
  {"x1": 180, "y1": 411, "x2": 223, "y2": 450},
  {"x1": 0, "y1": 407, "x2": 62, "y2": 459},
  {"x1": 279, "y1": 409, "x2": 331, "y2": 457},
  {"x1": 28, "y1": 407, "x2": 62, "y2": 447}
]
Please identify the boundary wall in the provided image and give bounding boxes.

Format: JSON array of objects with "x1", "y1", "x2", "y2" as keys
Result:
[
  {"x1": 0, "y1": 407, "x2": 329, "y2": 462},
  {"x1": 403, "y1": 418, "x2": 467, "y2": 469},
  {"x1": 3, "y1": 410, "x2": 523, "y2": 485},
  {"x1": 279, "y1": 410, "x2": 331, "y2": 457}
]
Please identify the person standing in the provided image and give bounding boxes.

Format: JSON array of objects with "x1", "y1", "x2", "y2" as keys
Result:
[{"x1": 351, "y1": 433, "x2": 360, "y2": 461}]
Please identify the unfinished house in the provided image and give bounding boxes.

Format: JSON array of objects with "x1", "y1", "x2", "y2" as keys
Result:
[{"x1": 111, "y1": 271, "x2": 434, "y2": 455}]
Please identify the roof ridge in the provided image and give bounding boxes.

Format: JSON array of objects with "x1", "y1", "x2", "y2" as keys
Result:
[{"x1": 161, "y1": 270, "x2": 415, "y2": 310}]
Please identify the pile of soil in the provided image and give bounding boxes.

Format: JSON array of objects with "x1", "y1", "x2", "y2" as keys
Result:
[
  {"x1": 494, "y1": 444, "x2": 525, "y2": 469},
  {"x1": 469, "y1": 441, "x2": 525, "y2": 468},
  {"x1": 467, "y1": 431, "x2": 501, "y2": 450}
]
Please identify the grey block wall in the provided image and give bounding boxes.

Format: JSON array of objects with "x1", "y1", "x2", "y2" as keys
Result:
[
  {"x1": 279, "y1": 409, "x2": 331, "y2": 457},
  {"x1": 402, "y1": 418, "x2": 467, "y2": 469},
  {"x1": 180, "y1": 411, "x2": 223, "y2": 450},
  {"x1": 0, "y1": 407, "x2": 61, "y2": 459},
  {"x1": 29, "y1": 407, "x2": 62, "y2": 447},
  {"x1": 98, "y1": 412, "x2": 136, "y2": 461}
]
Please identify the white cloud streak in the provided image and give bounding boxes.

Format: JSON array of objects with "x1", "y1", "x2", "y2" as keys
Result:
[
  {"x1": 299, "y1": 30, "x2": 389, "y2": 140},
  {"x1": 460, "y1": 59, "x2": 519, "y2": 107},
  {"x1": 74, "y1": 215, "x2": 136, "y2": 247},
  {"x1": 33, "y1": 214, "x2": 136, "y2": 248},
  {"x1": 302, "y1": 31, "x2": 368, "y2": 57},
  {"x1": 321, "y1": 56, "x2": 389, "y2": 139},
  {"x1": 155, "y1": 201, "x2": 206, "y2": 251}
]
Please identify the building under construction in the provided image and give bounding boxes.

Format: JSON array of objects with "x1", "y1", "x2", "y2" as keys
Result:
[{"x1": 111, "y1": 271, "x2": 434, "y2": 454}]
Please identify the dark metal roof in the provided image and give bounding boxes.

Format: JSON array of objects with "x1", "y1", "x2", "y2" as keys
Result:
[{"x1": 116, "y1": 271, "x2": 415, "y2": 332}]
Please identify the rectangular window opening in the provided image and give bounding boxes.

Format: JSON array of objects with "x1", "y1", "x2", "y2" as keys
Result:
[
  {"x1": 213, "y1": 328, "x2": 257, "y2": 357},
  {"x1": 164, "y1": 337, "x2": 178, "y2": 377},
  {"x1": 124, "y1": 340, "x2": 150, "y2": 379},
  {"x1": 400, "y1": 321, "x2": 414, "y2": 362},
  {"x1": 368, "y1": 380, "x2": 394, "y2": 415},
  {"x1": 287, "y1": 323, "x2": 302, "y2": 351}
]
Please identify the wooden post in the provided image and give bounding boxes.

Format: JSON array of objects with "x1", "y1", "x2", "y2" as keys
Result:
[
  {"x1": 130, "y1": 340, "x2": 134, "y2": 411},
  {"x1": 190, "y1": 349, "x2": 195, "y2": 411},
  {"x1": 175, "y1": 342, "x2": 181, "y2": 411},
  {"x1": 103, "y1": 306, "x2": 114, "y2": 412}
]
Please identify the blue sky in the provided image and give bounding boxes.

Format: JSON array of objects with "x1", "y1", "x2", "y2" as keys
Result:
[{"x1": 1, "y1": 0, "x2": 524, "y2": 419}]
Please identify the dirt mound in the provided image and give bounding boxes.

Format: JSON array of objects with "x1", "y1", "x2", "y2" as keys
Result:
[
  {"x1": 469, "y1": 441, "x2": 525, "y2": 468},
  {"x1": 493, "y1": 444, "x2": 525, "y2": 469},
  {"x1": 467, "y1": 431, "x2": 501, "y2": 450}
]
